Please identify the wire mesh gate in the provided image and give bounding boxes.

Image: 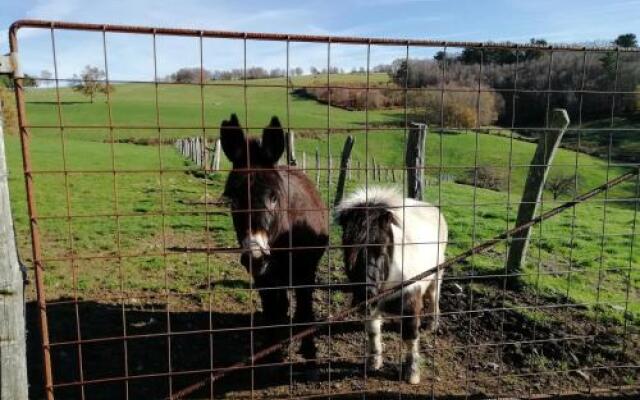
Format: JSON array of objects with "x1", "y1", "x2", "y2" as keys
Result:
[{"x1": 6, "y1": 20, "x2": 640, "y2": 399}]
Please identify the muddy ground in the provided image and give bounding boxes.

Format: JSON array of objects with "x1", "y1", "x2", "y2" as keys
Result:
[{"x1": 26, "y1": 273, "x2": 639, "y2": 400}]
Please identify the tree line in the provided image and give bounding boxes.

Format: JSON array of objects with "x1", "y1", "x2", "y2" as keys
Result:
[
  {"x1": 386, "y1": 34, "x2": 639, "y2": 125},
  {"x1": 166, "y1": 66, "x2": 305, "y2": 83}
]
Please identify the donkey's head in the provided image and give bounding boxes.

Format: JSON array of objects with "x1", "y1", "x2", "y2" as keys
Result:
[
  {"x1": 220, "y1": 114, "x2": 286, "y2": 277},
  {"x1": 336, "y1": 201, "x2": 397, "y2": 306}
]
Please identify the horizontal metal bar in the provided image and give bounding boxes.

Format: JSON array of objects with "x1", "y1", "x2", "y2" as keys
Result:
[{"x1": 11, "y1": 19, "x2": 640, "y2": 52}]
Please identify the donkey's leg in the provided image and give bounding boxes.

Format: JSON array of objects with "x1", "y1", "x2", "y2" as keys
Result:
[
  {"x1": 365, "y1": 313, "x2": 383, "y2": 371},
  {"x1": 258, "y1": 287, "x2": 289, "y2": 363},
  {"x1": 294, "y1": 285, "x2": 317, "y2": 361},
  {"x1": 402, "y1": 291, "x2": 423, "y2": 385}
]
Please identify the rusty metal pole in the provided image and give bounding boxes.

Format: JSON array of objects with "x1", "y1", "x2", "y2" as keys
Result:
[{"x1": 9, "y1": 23, "x2": 55, "y2": 400}]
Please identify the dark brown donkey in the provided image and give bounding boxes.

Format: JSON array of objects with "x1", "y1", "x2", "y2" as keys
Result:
[{"x1": 220, "y1": 114, "x2": 328, "y2": 368}]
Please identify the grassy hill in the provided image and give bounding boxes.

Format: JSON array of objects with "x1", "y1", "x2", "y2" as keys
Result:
[{"x1": 3, "y1": 75, "x2": 639, "y2": 324}]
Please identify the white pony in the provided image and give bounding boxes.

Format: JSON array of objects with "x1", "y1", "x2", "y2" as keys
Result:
[{"x1": 335, "y1": 186, "x2": 448, "y2": 384}]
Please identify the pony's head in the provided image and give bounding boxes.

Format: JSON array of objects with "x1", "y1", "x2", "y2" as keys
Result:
[
  {"x1": 335, "y1": 188, "x2": 399, "y2": 306},
  {"x1": 220, "y1": 114, "x2": 286, "y2": 277}
]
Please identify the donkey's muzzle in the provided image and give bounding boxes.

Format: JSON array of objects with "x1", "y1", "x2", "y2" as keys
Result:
[
  {"x1": 240, "y1": 234, "x2": 271, "y2": 276},
  {"x1": 240, "y1": 252, "x2": 269, "y2": 276}
]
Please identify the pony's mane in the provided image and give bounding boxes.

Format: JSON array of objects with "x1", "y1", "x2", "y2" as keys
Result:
[{"x1": 335, "y1": 186, "x2": 404, "y2": 219}]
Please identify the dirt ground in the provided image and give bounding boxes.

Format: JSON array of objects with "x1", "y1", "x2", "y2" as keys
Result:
[{"x1": 26, "y1": 274, "x2": 639, "y2": 400}]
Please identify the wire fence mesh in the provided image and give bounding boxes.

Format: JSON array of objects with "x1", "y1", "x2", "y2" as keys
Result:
[{"x1": 4, "y1": 20, "x2": 640, "y2": 399}]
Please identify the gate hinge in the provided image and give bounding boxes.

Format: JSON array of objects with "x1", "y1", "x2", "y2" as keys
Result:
[{"x1": 0, "y1": 52, "x2": 23, "y2": 78}]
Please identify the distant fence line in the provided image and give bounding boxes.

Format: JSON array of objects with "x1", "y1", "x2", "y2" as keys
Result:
[
  {"x1": 173, "y1": 130, "x2": 475, "y2": 203},
  {"x1": 173, "y1": 136, "x2": 403, "y2": 186},
  {"x1": 174, "y1": 132, "x2": 425, "y2": 211},
  {"x1": 175, "y1": 137, "x2": 221, "y2": 171}
]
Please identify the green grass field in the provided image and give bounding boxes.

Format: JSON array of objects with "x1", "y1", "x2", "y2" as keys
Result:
[{"x1": 4, "y1": 74, "x2": 639, "y2": 324}]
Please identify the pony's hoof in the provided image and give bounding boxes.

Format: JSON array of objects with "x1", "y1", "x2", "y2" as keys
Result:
[{"x1": 368, "y1": 355, "x2": 383, "y2": 371}]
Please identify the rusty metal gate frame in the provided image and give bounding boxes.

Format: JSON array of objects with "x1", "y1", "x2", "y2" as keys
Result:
[{"x1": 8, "y1": 19, "x2": 640, "y2": 400}]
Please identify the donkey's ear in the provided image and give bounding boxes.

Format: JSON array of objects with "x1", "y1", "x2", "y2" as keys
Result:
[
  {"x1": 261, "y1": 116, "x2": 285, "y2": 165},
  {"x1": 220, "y1": 114, "x2": 246, "y2": 164}
]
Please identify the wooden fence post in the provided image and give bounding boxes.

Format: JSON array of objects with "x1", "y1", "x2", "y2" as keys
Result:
[
  {"x1": 371, "y1": 156, "x2": 376, "y2": 181},
  {"x1": 202, "y1": 138, "x2": 207, "y2": 169},
  {"x1": 0, "y1": 102, "x2": 28, "y2": 400},
  {"x1": 209, "y1": 141, "x2": 216, "y2": 171},
  {"x1": 334, "y1": 136, "x2": 355, "y2": 206},
  {"x1": 405, "y1": 122, "x2": 428, "y2": 200},
  {"x1": 286, "y1": 131, "x2": 297, "y2": 166},
  {"x1": 196, "y1": 137, "x2": 201, "y2": 167},
  {"x1": 214, "y1": 138, "x2": 221, "y2": 171},
  {"x1": 356, "y1": 160, "x2": 361, "y2": 181},
  {"x1": 302, "y1": 152, "x2": 307, "y2": 173},
  {"x1": 505, "y1": 109, "x2": 570, "y2": 287}
]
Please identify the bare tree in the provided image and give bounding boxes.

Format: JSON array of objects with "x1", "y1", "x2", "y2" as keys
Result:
[
  {"x1": 73, "y1": 65, "x2": 114, "y2": 103},
  {"x1": 545, "y1": 173, "x2": 578, "y2": 200}
]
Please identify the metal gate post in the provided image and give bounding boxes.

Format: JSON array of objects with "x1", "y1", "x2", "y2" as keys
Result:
[{"x1": 9, "y1": 23, "x2": 55, "y2": 400}]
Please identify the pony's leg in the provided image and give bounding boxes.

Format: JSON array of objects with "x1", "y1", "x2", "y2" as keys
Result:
[
  {"x1": 365, "y1": 313, "x2": 383, "y2": 371},
  {"x1": 294, "y1": 286, "x2": 317, "y2": 361},
  {"x1": 425, "y1": 275, "x2": 442, "y2": 332},
  {"x1": 402, "y1": 292, "x2": 422, "y2": 385}
]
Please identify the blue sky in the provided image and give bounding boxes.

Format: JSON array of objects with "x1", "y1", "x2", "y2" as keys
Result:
[{"x1": 1, "y1": 0, "x2": 639, "y2": 80}]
